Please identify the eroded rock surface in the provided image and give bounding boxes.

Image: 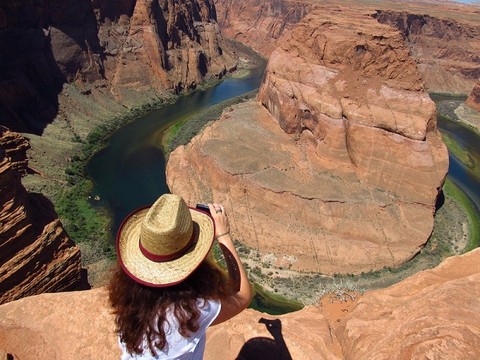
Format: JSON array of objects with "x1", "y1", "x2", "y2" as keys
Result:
[
  {"x1": 0, "y1": 0, "x2": 237, "y2": 134},
  {"x1": 214, "y1": 0, "x2": 480, "y2": 94},
  {"x1": 466, "y1": 83, "x2": 480, "y2": 112},
  {"x1": 167, "y1": 9, "x2": 448, "y2": 275},
  {"x1": 215, "y1": 0, "x2": 311, "y2": 56},
  {"x1": 338, "y1": 248, "x2": 480, "y2": 360},
  {"x1": 0, "y1": 127, "x2": 81, "y2": 305},
  {"x1": 1, "y1": 249, "x2": 479, "y2": 359},
  {"x1": 374, "y1": 10, "x2": 480, "y2": 95}
]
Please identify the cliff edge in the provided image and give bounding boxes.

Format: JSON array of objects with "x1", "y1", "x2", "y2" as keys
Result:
[
  {"x1": 0, "y1": 127, "x2": 82, "y2": 305},
  {"x1": 0, "y1": 248, "x2": 478, "y2": 359}
]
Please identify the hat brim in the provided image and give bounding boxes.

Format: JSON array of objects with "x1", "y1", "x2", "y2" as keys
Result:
[{"x1": 116, "y1": 206, "x2": 215, "y2": 287}]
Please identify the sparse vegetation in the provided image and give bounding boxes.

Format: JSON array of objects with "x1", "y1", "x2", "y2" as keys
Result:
[
  {"x1": 54, "y1": 99, "x2": 175, "y2": 267},
  {"x1": 164, "y1": 90, "x2": 258, "y2": 157}
]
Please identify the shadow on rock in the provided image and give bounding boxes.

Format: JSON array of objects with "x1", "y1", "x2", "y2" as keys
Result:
[{"x1": 236, "y1": 318, "x2": 292, "y2": 360}]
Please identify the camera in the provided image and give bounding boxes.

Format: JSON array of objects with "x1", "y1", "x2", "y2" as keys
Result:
[{"x1": 195, "y1": 203, "x2": 210, "y2": 213}]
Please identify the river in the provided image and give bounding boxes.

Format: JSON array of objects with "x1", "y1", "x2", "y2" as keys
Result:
[
  {"x1": 87, "y1": 66, "x2": 265, "y2": 231},
  {"x1": 87, "y1": 70, "x2": 480, "y2": 314}
]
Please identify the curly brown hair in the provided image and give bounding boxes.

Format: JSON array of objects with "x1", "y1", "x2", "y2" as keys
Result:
[{"x1": 108, "y1": 257, "x2": 231, "y2": 356}]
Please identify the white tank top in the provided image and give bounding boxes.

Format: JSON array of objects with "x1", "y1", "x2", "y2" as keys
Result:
[{"x1": 119, "y1": 299, "x2": 221, "y2": 360}]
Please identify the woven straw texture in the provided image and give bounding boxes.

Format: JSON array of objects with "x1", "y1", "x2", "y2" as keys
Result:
[{"x1": 117, "y1": 196, "x2": 214, "y2": 287}]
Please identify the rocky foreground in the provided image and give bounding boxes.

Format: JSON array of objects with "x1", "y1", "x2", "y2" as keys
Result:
[
  {"x1": 0, "y1": 248, "x2": 478, "y2": 359},
  {"x1": 167, "y1": 8, "x2": 449, "y2": 275}
]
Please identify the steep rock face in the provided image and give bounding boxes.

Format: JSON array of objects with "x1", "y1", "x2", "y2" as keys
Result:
[
  {"x1": 0, "y1": 0, "x2": 237, "y2": 134},
  {"x1": 214, "y1": 0, "x2": 311, "y2": 56},
  {"x1": 0, "y1": 128, "x2": 81, "y2": 305},
  {"x1": 466, "y1": 83, "x2": 480, "y2": 112},
  {"x1": 214, "y1": 1, "x2": 480, "y2": 94},
  {"x1": 167, "y1": 10, "x2": 448, "y2": 275},
  {"x1": 0, "y1": 249, "x2": 479, "y2": 359},
  {"x1": 102, "y1": 0, "x2": 237, "y2": 99},
  {"x1": 374, "y1": 10, "x2": 480, "y2": 94}
]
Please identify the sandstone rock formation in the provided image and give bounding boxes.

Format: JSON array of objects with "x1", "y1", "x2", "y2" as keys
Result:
[
  {"x1": 374, "y1": 10, "x2": 480, "y2": 95},
  {"x1": 466, "y1": 83, "x2": 480, "y2": 112},
  {"x1": 338, "y1": 248, "x2": 480, "y2": 360},
  {"x1": 0, "y1": 127, "x2": 82, "y2": 305},
  {"x1": 167, "y1": 9, "x2": 449, "y2": 275},
  {"x1": 0, "y1": 249, "x2": 478, "y2": 359},
  {"x1": 214, "y1": 0, "x2": 311, "y2": 56},
  {"x1": 214, "y1": 0, "x2": 480, "y2": 94},
  {"x1": 0, "y1": 0, "x2": 237, "y2": 134}
]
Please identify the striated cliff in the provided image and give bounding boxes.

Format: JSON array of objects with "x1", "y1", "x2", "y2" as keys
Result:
[
  {"x1": 0, "y1": 0, "x2": 237, "y2": 134},
  {"x1": 214, "y1": 0, "x2": 480, "y2": 95},
  {"x1": 374, "y1": 10, "x2": 480, "y2": 95},
  {"x1": 167, "y1": 9, "x2": 449, "y2": 275},
  {"x1": 0, "y1": 248, "x2": 478, "y2": 359},
  {"x1": 214, "y1": 0, "x2": 311, "y2": 56},
  {"x1": 0, "y1": 127, "x2": 82, "y2": 305},
  {"x1": 0, "y1": 0, "x2": 242, "y2": 303}
]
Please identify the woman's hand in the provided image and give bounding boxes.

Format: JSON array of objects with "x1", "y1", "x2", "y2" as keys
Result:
[
  {"x1": 207, "y1": 202, "x2": 253, "y2": 326},
  {"x1": 208, "y1": 203, "x2": 230, "y2": 238}
]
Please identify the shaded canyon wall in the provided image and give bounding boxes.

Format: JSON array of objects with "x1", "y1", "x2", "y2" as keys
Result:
[{"x1": 0, "y1": 0, "x2": 238, "y2": 134}]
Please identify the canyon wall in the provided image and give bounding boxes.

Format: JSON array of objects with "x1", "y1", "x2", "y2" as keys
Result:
[
  {"x1": 0, "y1": 127, "x2": 82, "y2": 305},
  {"x1": 167, "y1": 9, "x2": 449, "y2": 275},
  {"x1": 0, "y1": 248, "x2": 478, "y2": 359},
  {"x1": 374, "y1": 10, "x2": 480, "y2": 95},
  {"x1": 0, "y1": 0, "x2": 237, "y2": 134},
  {"x1": 214, "y1": 0, "x2": 480, "y2": 95},
  {"x1": 0, "y1": 0, "x2": 240, "y2": 303},
  {"x1": 214, "y1": 0, "x2": 311, "y2": 56}
]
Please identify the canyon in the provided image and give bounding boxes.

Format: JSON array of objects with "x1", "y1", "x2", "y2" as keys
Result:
[
  {"x1": 0, "y1": 0, "x2": 240, "y2": 303},
  {"x1": 0, "y1": 0, "x2": 479, "y2": 358},
  {"x1": 167, "y1": 8, "x2": 449, "y2": 275}
]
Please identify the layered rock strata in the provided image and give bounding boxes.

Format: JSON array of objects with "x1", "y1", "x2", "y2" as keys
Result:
[
  {"x1": 0, "y1": 128, "x2": 81, "y2": 305},
  {"x1": 167, "y1": 10, "x2": 448, "y2": 274},
  {"x1": 374, "y1": 10, "x2": 480, "y2": 95},
  {"x1": 0, "y1": 249, "x2": 478, "y2": 359},
  {"x1": 214, "y1": 0, "x2": 480, "y2": 94},
  {"x1": 214, "y1": 0, "x2": 311, "y2": 56},
  {"x1": 0, "y1": 0, "x2": 237, "y2": 133}
]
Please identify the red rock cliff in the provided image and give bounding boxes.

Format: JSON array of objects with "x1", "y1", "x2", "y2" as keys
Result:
[
  {"x1": 0, "y1": 127, "x2": 81, "y2": 305},
  {"x1": 214, "y1": 0, "x2": 311, "y2": 56},
  {"x1": 167, "y1": 9, "x2": 449, "y2": 275},
  {"x1": 214, "y1": 0, "x2": 480, "y2": 95},
  {"x1": 0, "y1": 0, "x2": 237, "y2": 134},
  {"x1": 374, "y1": 10, "x2": 480, "y2": 95},
  {"x1": 466, "y1": 83, "x2": 480, "y2": 112}
]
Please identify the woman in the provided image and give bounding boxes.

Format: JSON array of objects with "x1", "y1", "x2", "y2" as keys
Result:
[{"x1": 109, "y1": 193, "x2": 252, "y2": 359}]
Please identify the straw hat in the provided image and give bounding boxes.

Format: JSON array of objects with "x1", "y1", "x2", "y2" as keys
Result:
[{"x1": 116, "y1": 194, "x2": 215, "y2": 287}]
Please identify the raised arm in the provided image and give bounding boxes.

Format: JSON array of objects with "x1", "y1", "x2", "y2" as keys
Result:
[{"x1": 208, "y1": 203, "x2": 252, "y2": 325}]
